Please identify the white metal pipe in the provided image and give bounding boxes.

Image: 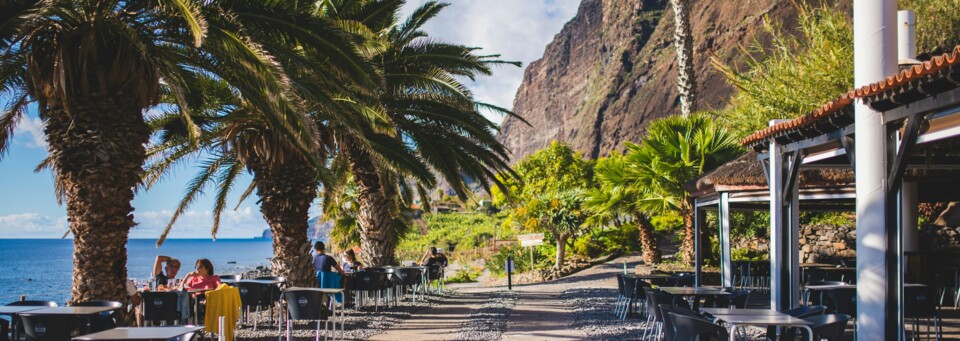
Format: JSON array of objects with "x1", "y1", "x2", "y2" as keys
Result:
[
  {"x1": 854, "y1": 0, "x2": 898, "y2": 339},
  {"x1": 898, "y1": 10, "x2": 917, "y2": 62}
]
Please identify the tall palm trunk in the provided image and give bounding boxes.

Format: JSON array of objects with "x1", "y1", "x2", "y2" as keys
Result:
[
  {"x1": 248, "y1": 157, "x2": 318, "y2": 287},
  {"x1": 669, "y1": 0, "x2": 698, "y2": 117},
  {"x1": 345, "y1": 143, "x2": 398, "y2": 266},
  {"x1": 44, "y1": 96, "x2": 149, "y2": 304},
  {"x1": 636, "y1": 213, "x2": 662, "y2": 264}
]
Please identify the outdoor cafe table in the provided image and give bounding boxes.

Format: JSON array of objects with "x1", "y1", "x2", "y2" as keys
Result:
[
  {"x1": 221, "y1": 278, "x2": 285, "y2": 285},
  {"x1": 22, "y1": 306, "x2": 119, "y2": 316},
  {"x1": 0, "y1": 306, "x2": 45, "y2": 315},
  {"x1": 700, "y1": 308, "x2": 783, "y2": 317},
  {"x1": 634, "y1": 273, "x2": 675, "y2": 286},
  {"x1": 72, "y1": 326, "x2": 203, "y2": 340},
  {"x1": 710, "y1": 313, "x2": 814, "y2": 341},
  {"x1": 658, "y1": 287, "x2": 730, "y2": 310},
  {"x1": 802, "y1": 283, "x2": 853, "y2": 305}
]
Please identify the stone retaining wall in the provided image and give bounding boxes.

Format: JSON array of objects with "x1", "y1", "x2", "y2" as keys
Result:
[{"x1": 799, "y1": 224, "x2": 856, "y2": 263}]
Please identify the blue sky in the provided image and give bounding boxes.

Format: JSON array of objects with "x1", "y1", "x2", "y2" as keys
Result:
[{"x1": 0, "y1": 0, "x2": 580, "y2": 239}]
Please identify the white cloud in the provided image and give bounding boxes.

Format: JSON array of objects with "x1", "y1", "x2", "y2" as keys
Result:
[
  {"x1": 400, "y1": 0, "x2": 581, "y2": 122},
  {"x1": 15, "y1": 116, "x2": 47, "y2": 149},
  {"x1": 132, "y1": 206, "x2": 268, "y2": 239},
  {"x1": 0, "y1": 207, "x2": 269, "y2": 239},
  {"x1": 0, "y1": 213, "x2": 69, "y2": 238}
]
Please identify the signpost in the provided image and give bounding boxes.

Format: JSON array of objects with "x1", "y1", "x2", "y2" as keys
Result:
[{"x1": 517, "y1": 233, "x2": 544, "y2": 269}]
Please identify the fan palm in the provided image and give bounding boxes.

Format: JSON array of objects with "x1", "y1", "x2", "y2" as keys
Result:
[
  {"x1": 628, "y1": 114, "x2": 741, "y2": 265},
  {"x1": 321, "y1": 0, "x2": 522, "y2": 266},
  {"x1": 0, "y1": 0, "x2": 325, "y2": 303},
  {"x1": 584, "y1": 152, "x2": 662, "y2": 264}
]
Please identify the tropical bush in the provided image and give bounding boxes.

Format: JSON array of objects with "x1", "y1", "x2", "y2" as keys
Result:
[
  {"x1": 396, "y1": 212, "x2": 510, "y2": 260},
  {"x1": 571, "y1": 223, "x2": 641, "y2": 258}
]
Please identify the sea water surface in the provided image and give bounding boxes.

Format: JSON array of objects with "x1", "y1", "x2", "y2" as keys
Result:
[{"x1": 0, "y1": 239, "x2": 273, "y2": 304}]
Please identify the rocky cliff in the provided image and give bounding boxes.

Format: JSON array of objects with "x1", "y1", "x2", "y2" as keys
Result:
[{"x1": 498, "y1": 0, "x2": 829, "y2": 161}]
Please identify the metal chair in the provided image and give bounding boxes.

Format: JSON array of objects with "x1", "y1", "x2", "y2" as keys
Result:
[
  {"x1": 614, "y1": 274, "x2": 627, "y2": 317},
  {"x1": 395, "y1": 268, "x2": 425, "y2": 302},
  {"x1": 768, "y1": 305, "x2": 827, "y2": 340},
  {"x1": 17, "y1": 313, "x2": 84, "y2": 341},
  {"x1": 801, "y1": 314, "x2": 851, "y2": 341},
  {"x1": 904, "y1": 284, "x2": 941, "y2": 340},
  {"x1": 643, "y1": 290, "x2": 687, "y2": 340},
  {"x1": 282, "y1": 290, "x2": 335, "y2": 341},
  {"x1": 70, "y1": 300, "x2": 122, "y2": 332},
  {"x1": 255, "y1": 276, "x2": 285, "y2": 324},
  {"x1": 620, "y1": 276, "x2": 638, "y2": 320},
  {"x1": 236, "y1": 281, "x2": 271, "y2": 330},
  {"x1": 658, "y1": 304, "x2": 701, "y2": 341},
  {"x1": 141, "y1": 291, "x2": 182, "y2": 326},
  {"x1": 668, "y1": 312, "x2": 728, "y2": 341},
  {"x1": 425, "y1": 266, "x2": 444, "y2": 294},
  {"x1": 823, "y1": 287, "x2": 857, "y2": 337},
  {"x1": 352, "y1": 271, "x2": 390, "y2": 311}
]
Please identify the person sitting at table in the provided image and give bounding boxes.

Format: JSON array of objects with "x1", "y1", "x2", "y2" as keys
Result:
[
  {"x1": 182, "y1": 258, "x2": 221, "y2": 291},
  {"x1": 420, "y1": 247, "x2": 448, "y2": 267},
  {"x1": 153, "y1": 255, "x2": 181, "y2": 290},
  {"x1": 314, "y1": 242, "x2": 345, "y2": 278},
  {"x1": 342, "y1": 249, "x2": 363, "y2": 273}
]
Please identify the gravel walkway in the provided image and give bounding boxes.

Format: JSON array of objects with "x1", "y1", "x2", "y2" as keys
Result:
[
  {"x1": 564, "y1": 287, "x2": 647, "y2": 340},
  {"x1": 455, "y1": 290, "x2": 518, "y2": 340}
]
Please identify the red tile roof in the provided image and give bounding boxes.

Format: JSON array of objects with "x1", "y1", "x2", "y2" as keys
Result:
[{"x1": 742, "y1": 45, "x2": 960, "y2": 147}]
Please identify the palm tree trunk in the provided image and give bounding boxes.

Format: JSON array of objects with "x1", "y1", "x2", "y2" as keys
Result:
[
  {"x1": 636, "y1": 213, "x2": 662, "y2": 264},
  {"x1": 681, "y1": 210, "x2": 696, "y2": 266},
  {"x1": 669, "y1": 0, "x2": 698, "y2": 116},
  {"x1": 248, "y1": 157, "x2": 318, "y2": 288},
  {"x1": 345, "y1": 143, "x2": 399, "y2": 266},
  {"x1": 44, "y1": 97, "x2": 149, "y2": 305}
]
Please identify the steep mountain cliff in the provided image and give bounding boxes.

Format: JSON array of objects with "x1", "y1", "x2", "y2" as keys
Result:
[{"x1": 498, "y1": 0, "x2": 822, "y2": 160}]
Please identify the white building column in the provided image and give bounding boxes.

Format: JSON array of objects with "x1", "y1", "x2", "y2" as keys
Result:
[{"x1": 854, "y1": 0, "x2": 899, "y2": 339}]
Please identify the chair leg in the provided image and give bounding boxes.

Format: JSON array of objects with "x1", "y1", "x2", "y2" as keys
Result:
[{"x1": 286, "y1": 319, "x2": 291, "y2": 341}]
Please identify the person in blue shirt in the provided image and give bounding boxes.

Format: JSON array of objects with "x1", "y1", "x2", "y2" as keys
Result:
[{"x1": 314, "y1": 241, "x2": 344, "y2": 290}]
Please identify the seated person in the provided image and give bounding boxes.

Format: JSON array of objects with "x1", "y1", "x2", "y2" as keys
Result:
[
  {"x1": 153, "y1": 255, "x2": 181, "y2": 290},
  {"x1": 181, "y1": 258, "x2": 221, "y2": 291},
  {"x1": 314, "y1": 242, "x2": 345, "y2": 278},
  {"x1": 342, "y1": 249, "x2": 363, "y2": 273},
  {"x1": 420, "y1": 247, "x2": 448, "y2": 267}
]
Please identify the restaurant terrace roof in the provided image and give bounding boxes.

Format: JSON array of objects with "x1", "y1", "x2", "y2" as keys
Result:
[{"x1": 743, "y1": 45, "x2": 960, "y2": 149}]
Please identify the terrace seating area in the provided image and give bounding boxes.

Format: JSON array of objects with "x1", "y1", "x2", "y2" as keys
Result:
[{"x1": 0, "y1": 264, "x2": 448, "y2": 341}]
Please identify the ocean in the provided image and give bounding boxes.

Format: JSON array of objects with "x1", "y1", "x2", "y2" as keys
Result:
[{"x1": 0, "y1": 239, "x2": 274, "y2": 305}]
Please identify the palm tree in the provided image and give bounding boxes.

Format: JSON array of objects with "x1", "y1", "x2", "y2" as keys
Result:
[
  {"x1": 141, "y1": 1, "x2": 380, "y2": 287},
  {"x1": 669, "y1": 0, "x2": 697, "y2": 116},
  {"x1": 321, "y1": 0, "x2": 521, "y2": 266},
  {"x1": 629, "y1": 115, "x2": 741, "y2": 265},
  {"x1": 584, "y1": 152, "x2": 662, "y2": 264},
  {"x1": 0, "y1": 0, "x2": 319, "y2": 303}
]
